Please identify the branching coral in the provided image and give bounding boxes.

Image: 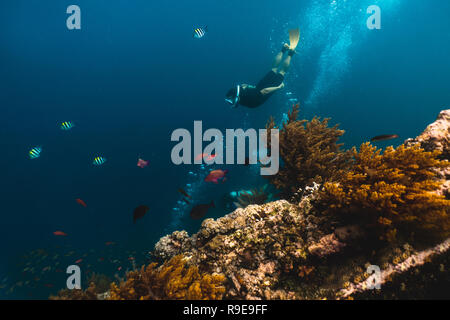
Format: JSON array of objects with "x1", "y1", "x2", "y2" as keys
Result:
[
  {"x1": 108, "y1": 255, "x2": 226, "y2": 300},
  {"x1": 265, "y1": 104, "x2": 352, "y2": 199},
  {"x1": 320, "y1": 142, "x2": 450, "y2": 241}
]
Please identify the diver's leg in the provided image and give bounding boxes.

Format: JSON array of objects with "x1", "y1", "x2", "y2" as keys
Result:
[
  {"x1": 279, "y1": 50, "x2": 295, "y2": 76},
  {"x1": 272, "y1": 44, "x2": 290, "y2": 72}
]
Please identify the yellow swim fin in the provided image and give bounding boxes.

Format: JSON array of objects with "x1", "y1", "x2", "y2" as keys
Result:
[{"x1": 289, "y1": 28, "x2": 300, "y2": 50}]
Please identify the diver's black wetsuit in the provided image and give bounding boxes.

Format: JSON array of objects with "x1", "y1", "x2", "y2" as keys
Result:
[{"x1": 238, "y1": 71, "x2": 284, "y2": 108}]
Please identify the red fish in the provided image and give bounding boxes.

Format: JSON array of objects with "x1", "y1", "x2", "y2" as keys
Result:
[
  {"x1": 76, "y1": 198, "x2": 87, "y2": 207},
  {"x1": 128, "y1": 257, "x2": 135, "y2": 261},
  {"x1": 117, "y1": 266, "x2": 122, "y2": 271},
  {"x1": 105, "y1": 241, "x2": 115, "y2": 246},
  {"x1": 53, "y1": 231, "x2": 67, "y2": 236},
  {"x1": 204, "y1": 169, "x2": 228, "y2": 184},
  {"x1": 195, "y1": 153, "x2": 217, "y2": 162},
  {"x1": 137, "y1": 158, "x2": 149, "y2": 168},
  {"x1": 99, "y1": 257, "x2": 104, "y2": 262},
  {"x1": 75, "y1": 259, "x2": 83, "y2": 264}
]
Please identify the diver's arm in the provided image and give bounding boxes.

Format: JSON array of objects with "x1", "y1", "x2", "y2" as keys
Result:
[{"x1": 260, "y1": 82, "x2": 284, "y2": 96}]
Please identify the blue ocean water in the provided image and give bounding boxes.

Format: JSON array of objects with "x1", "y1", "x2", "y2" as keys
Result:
[{"x1": 0, "y1": 0, "x2": 449, "y2": 299}]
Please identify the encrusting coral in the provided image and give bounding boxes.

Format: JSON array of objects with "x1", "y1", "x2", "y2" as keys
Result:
[
  {"x1": 108, "y1": 254, "x2": 226, "y2": 300},
  {"x1": 265, "y1": 103, "x2": 352, "y2": 199},
  {"x1": 320, "y1": 142, "x2": 450, "y2": 242}
]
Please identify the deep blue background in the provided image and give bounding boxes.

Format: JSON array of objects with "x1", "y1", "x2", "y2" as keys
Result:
[{"x1": 0, "y1": 0, "x2": 449, "y2": 298}]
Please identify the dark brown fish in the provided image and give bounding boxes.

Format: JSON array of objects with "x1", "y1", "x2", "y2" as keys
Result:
[
  {"x1": 182, "y1": 198, "x2": 190, "y2": 205},
  {"x1": 370, "y1": 134, "x2": 399, "y2": 142},
  {"x1": 178, "y1": 188, "x2": 191, "y2": 199},
  {"x1": 133, "y1": 205, "x2": 149, "y2": 223},
  {"x1": 190, "y1": 201, "x2": 214, "y2": 220}
]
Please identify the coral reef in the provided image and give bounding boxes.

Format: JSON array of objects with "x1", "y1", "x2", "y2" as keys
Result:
[
  {"x1": 108, "y1": 254, "x2": 226, "y2": 300},
  {"x1": 150, "y1": 109, "x2": 450, "y2": 300},
  {"x1": 51, "y1": 109, "x2": 450, "y2": 300},
  {"x1": 320, "y1": 142, "x2": 450, "y2": 242},
  {"x1": 265, "y1": 104, "x2": 353, "y2": 200},
  {"x1": 153, "y1": 230, "x2": 192, "y2": 262},
  {"x1": 234, "y1": 185, "x2": 274, "y2": 209},
  {"x1": 50, "y1": 272, "x2": 112, "y2": 300},
  {"x1": 50, "y1": 282, "x2": 100, "y2": 300},
  {"x1": 405, "y1": 109, "x2": 450, "y2": 198},
  {"x1": 338, "y1": 238, "x2": 450, "y2": 299}
]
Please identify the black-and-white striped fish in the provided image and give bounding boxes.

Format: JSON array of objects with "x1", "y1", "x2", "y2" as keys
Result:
[
  {"x1": 193, "y1": 26, "x2": 207, "y2": 39},
  {"x1": 93, "y1": 156, "x2": 106, "y2": 166},
  {"x1": 60, "y1": 121, "x2": 74, "y2": 131},
  {"x1": 29, "y1": 147, "x2": 42, "y2": 159}
]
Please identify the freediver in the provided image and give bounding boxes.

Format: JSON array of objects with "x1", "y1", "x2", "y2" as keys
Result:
[{"x1": 225, "y1": 29, "x2": 300, "y2": 108}]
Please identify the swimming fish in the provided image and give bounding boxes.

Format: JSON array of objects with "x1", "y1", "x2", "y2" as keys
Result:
[
  {"x1": 53, "y1": 231, "x2": 67, "y2": 236},
  {"x1": 193, "y1": 26, "x2": 207, "y2": 39},
  {"x1": 60, "y1": 121, "x2": 74, "y2": 131},
  {"x1": 75, "y1": 259, "x2": 83, "y2": 264},
  {"x1": 29, "y1": 147, "x2": 42, "y2": 159},
  {"x1": 133, "y1": 205, "x2": 149, "y2": 223},
  {"x1": 370, "y1": 134, "x2": 399, "y2": 142},
  {"x1": 76, "y1": 198, "x2": 87, "y2": 207},
  {"x1": 177, "y1": 188, "x2": 191, "y2": 199},
  {"x1": 137, "y1": 158, "x2": 149, "y2": 168},
  {"x1": 93, "y1": 156, "x2": 106, "y2": 166},
  {"x1": 105, "y1": 241, "x2": 115, "y2": 246},
  {"x1": 195, "y1": 153, "x2": 216, "y2": 162},
  {"x1": 204, "y1": 169, "x2": 228, "y2": 184},
  {"x1": 190, "y1": 201, "x2": 214, "y2": 220}
]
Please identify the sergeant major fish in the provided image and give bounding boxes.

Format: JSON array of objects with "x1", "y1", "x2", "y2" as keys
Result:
[{"x1": 193, "y1": 26, "x2": 207, "y2": 39}]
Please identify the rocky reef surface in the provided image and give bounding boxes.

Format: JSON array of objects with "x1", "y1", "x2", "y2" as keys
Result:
[
  {"x1": 405, "y1": 109, "x2": 450, "y2": 198},
  {"x1": 152, "y1": 110, "x2": 450, "y2": 300},
  {"x1": 52, "y1": 110, "x2": 449, "y2": 300}
]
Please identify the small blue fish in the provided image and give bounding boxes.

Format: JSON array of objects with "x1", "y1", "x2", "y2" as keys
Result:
[
  {"x1": 93, "y1": 156, "x2": 106, "y2": 166},
  {"x1": 193, "y1": 26, "x2": 207, "y2": 39},
  {"x1": 60, "y1": 121, "x2": 74, "y2": 131},
  {"x1": 29, "y1": 147, "x2": 42, "y2": 159}
]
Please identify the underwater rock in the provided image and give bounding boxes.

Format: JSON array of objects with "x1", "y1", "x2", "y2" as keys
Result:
[
  {"x1": 153, "y1": 231, "x2": 193, "y2": 261},
  {"x1": 405, "y1": 109, "x2": 450, "y2": 197},
  {"x1": 308, "y1": 234, "x2": 346, "y2": 258},
  {"x1": 338, "y1": 238, "x2": 450, "y2": 299},
  {"x1": 152, "y1": 200, "x2": 313, "y2": 299},
  {"x1": 405, "y1": 109, "x2": 450, "y2": 157},
  {"x1": 146, "y1": 109, "x2": 450, "y2": 300}
]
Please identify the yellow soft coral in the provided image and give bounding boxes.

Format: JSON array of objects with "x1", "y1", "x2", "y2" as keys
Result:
[
  {"x1": 321, "y1": 143, "x2": 450, "y2": 241},
  {"x1": 265, "y1": 103, "x2": 353, "y2": 199},
  {"x1": 108, "y1": 255, "x2": 226, "y2": 300}
]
